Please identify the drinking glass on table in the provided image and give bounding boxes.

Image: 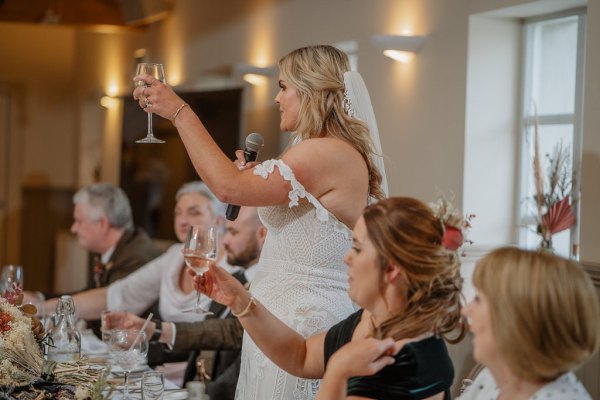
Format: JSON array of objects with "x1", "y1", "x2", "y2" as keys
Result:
[
  {"x1": 136, "y1": 62, "x2": 166, "y2": 144},
  {"x1": 100, "y1": 310, "x2": 113, "y2": 345},
  {"x1": 109, "y1": 329, "x2": 148, "y2": 399},
  {"x1": 0, "y1": 264, "x2": 23, "y2": 293},
  {"x1": 183, "y1": 225, "x2": 217, "y2": 315},
  {"x1": 142, "y1": 371, "x2": 165, "y2": 400}
]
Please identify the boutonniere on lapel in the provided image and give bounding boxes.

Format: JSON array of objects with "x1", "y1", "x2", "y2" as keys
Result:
[{"x1": 94, "y1": 260, "x2": 114, "y2": 287}]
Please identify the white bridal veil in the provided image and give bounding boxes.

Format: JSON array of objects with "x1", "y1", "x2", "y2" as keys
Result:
[{"x1": 343, "y1": 71, "x2": 389, "y2": 198}]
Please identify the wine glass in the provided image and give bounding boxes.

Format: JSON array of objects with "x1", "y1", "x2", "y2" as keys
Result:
[
  {"x1": 109, "y1": 329, "x2": 149, "y2": 399},
  {"x1": 136, "y1": 63, "x2": 166, "y2": 144},
  {"x1": 0, "y1": 264, "x2": 24, "y2": 293},
  {"x1": 183, "y1": 225, "x2": 217, "y2": 315}
]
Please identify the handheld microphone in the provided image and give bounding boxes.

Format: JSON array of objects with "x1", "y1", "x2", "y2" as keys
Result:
[{"x1": 226, "y1": 132, "x2": 264, "y2": 221}]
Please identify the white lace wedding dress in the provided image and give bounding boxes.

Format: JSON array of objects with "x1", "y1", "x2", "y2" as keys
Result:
[{"x1": 235, "y1": 159, "x2": 356, "y2": 400}]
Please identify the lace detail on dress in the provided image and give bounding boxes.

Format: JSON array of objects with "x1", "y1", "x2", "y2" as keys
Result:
[
  {"x1": 253, "y1": 159, "x2": 350, "y2": 239},
  {"x1": 235, "y1": 159, "x2": 356, "y2": 400}
]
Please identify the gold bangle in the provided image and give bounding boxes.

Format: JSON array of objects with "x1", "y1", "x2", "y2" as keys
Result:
[
  {"x1": 170, "y1": 103, "x2": 189, "y2": 122},
  {"x1": 232, "y1": 296, "x2": 256, "y2": 318}
]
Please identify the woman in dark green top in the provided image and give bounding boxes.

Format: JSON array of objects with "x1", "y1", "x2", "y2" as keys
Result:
[{"x1": 193, "y1": 197, "x2": 466, "y2": 400}]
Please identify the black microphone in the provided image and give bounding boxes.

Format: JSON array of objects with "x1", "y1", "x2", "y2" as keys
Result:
[{"x1": 226, "y1": 132, "x2": 264, "y2": 221}]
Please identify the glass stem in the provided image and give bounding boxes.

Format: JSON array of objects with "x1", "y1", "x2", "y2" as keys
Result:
[
  {"x1": 147, "y1": 112, "x2": 154, "y2": 138},
  {"x1": 124, "y1": 370, "x2": 130, "y2": 398},
  {"x1": 196, "y1": 292, "x2": 202, "y2": 310}
]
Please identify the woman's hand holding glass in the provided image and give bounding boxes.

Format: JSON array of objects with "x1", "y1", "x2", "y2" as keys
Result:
[
  {"x1": 133, "y1": 69, "x2": 186, "y2": 124},
  {"x1": 183, "y1": 225, "x2": 218, "y2": 315},
  {"x1": 190, "y1": 255, "x2": 252, "y2": 315}
]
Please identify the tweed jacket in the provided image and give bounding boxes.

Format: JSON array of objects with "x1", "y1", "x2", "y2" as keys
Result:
[{"x1": 86, "y1": 227, "x2": 162, "y2": 289}]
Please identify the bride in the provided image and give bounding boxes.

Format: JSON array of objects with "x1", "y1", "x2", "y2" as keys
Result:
[{"x1": 134, "y1": 44, "x2": 387, "y2": 399}]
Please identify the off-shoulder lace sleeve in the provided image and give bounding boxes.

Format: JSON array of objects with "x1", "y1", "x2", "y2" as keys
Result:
[{"x1": 254, "y1": 159, "x2": 329, "y2": 222}]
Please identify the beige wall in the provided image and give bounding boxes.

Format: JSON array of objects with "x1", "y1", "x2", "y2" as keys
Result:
[
  {"x1": 0, "y1": 0, "x2": 598, "y2": 267},
  {"x1": 1, "y1": 0, "x2": 598, "y2": 265}
]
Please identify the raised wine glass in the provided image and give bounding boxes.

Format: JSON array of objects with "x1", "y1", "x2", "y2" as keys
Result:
[
  {"x1": 183, "y1": 225, "x2": 217, "y2": 315},
  {"x1": 109, "y1": 329, "x2": 148, "y2": 399},
  {"x1": 136, "y1": 63, "x2": 166, "y2": 144}
]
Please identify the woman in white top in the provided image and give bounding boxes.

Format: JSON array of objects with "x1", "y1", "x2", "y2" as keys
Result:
[
  {"x1": 135, "y1": 45, "x2": 387, "y2": 399},
  {"x1": 458, "y1": 247, "x2": 599, "y2": 400}
]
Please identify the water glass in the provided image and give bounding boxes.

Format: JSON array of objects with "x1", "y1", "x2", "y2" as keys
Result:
[
  {"x1": 0, "y1": 264, "x2": 24, "y2": 293},
  {"x1": 186, "y1": 381, "x2": 208, "y2": 400},
  {"x1": 100, "y1": 310, "x2": 113, "y2": 346},
  {"x1": 142, "y1": 371, "x2": 164, "y2": 400}
]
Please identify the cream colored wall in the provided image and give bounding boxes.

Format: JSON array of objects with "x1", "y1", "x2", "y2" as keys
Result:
[
  {"x1": 144, "y1": 0, "x2": 470, "y2": 202},
  {"x1": 0, "y1": 23, "x2": 77, "y2": 188},
  {"x1": 0, "y1": 2, "x2": 596, "y2": 264}
]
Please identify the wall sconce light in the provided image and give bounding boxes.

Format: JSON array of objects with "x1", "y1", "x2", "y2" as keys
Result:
[
  {"x1": 100, "y1": 95, "x2": 119, "y2": 109},
  {"x1": 371, "y1": 34, "x2": 427, "y2": 63},
  {"x1": 234, "y1": 63, "x2": 276, "y2": 86}
]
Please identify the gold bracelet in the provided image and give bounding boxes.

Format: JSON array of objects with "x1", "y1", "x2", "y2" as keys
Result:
[
  {"x1": 232, "y1": 296, "x2": 256, "y2": 318},
  {"x1": 170, "y1": 103, "x2": 189, "y2": 122}
]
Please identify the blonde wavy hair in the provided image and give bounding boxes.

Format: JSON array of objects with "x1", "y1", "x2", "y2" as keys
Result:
[
  {"x1": 363, "y1": 197, "x2": 466, "y2": 342},
  {"x1": 474, "y1": 247, "x2": 600, "y2": 382},
  {"x1": 279, "y1": 45, "x2": 384, "y2": 200}
]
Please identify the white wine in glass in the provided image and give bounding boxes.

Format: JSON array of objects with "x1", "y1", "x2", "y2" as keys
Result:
[
  {"x1": 136, "y1": 63, "x2": 166, "y2": 144},
  {"x1": 183, "y1": 225, "x2": 217, "y2": 315}
]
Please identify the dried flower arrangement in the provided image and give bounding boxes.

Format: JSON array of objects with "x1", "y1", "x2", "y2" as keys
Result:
[
  {"x1": 530, "y1": 117, "x2": 576, "y2": 251},
  {"x1": 0, "y1": 284, "x2": 108, "y2": 399}
]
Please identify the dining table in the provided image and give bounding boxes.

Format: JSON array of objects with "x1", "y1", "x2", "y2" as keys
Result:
[{"x1": 81, "y1": 329, "x2": 188, "y2": 399}]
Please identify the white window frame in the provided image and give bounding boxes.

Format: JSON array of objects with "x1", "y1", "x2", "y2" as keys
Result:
[{"x1": 517, "y1": 8, "x2": 586, "y2": 258}]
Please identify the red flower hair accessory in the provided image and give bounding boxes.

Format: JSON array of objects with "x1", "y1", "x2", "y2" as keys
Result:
[{"x1": 429, "y1": 193, "x2": 475, "y2": 255}]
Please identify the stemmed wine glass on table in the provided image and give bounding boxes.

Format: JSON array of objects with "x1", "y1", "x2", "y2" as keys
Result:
[
  {"x1": 135, "y1": 62, "x2": 166, "y2": 144},
  {"x1": 109, "y1": 329, "x2": 149, "y2": 399},
  {"x1": 183, "y1": 225, "x2": 217, "y2": 315}
]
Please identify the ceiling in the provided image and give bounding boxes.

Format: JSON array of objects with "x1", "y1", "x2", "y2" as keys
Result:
[{"x1": 0, "y1": 0, "x2": 131, "y2": 26}]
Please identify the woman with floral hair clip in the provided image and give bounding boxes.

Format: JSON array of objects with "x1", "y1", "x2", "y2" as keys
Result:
[{"x1": 193, "y1": 197, "x2": 466, "y2": 400}]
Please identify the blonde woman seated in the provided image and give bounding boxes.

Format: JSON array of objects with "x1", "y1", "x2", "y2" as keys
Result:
[
  {"x1": 457, "y1": 247, "x2": 600, "y2": 399},
  {"x1": 194, "y1": 197, "x2": 466, "y2": 399}
]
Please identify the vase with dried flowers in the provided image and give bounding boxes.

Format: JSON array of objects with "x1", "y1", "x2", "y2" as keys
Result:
[{"x1": 530, "y1": 116, "x2": 577, "y2": 254}]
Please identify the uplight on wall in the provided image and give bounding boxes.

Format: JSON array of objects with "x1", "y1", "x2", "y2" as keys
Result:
[
  {"x1": 234, "y1": 63, "x2": 276, "y2": 86},
  {"x1": 100, "y1": 96, "x2": 119, "y2": 109},
  {"x1": 371, "y1": 34, "x2": 427, "y2": 63}
]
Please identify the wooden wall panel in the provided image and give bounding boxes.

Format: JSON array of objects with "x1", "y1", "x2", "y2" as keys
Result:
[{"x1": 20, "y1": 187, "x2": 74, "y2": 292}]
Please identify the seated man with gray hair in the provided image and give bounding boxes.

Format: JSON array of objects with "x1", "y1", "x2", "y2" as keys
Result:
[
  {"x1": 38, "y1": 182, "x2": 162, "y2": 334},
  {"x1": 71, "y1": 183, "x2": 162, "y2": 289}
]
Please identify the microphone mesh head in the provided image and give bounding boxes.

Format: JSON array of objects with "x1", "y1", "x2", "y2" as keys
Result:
[{"x1": 245, "y1": 132, "x2": 264, "y2": 153}]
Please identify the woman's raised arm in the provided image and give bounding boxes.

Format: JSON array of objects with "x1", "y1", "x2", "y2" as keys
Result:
[{"x1": 192, "y1": 263, "x2": 327, "y2": 379}]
